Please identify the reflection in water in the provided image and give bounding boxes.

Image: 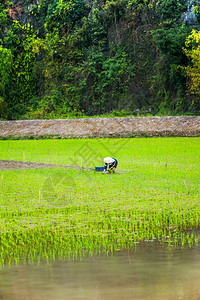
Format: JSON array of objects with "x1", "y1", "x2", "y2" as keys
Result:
[{"x1": 0, "y1": 243, "x2": 200, "y2": 300}]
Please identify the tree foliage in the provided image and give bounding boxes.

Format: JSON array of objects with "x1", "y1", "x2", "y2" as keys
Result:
[
  {"x1": 0, "y1": 0, "x2": 200, "y2": 119},
  {"x1": 183, "y1": 29, "x2": 200, "y2": 108}
]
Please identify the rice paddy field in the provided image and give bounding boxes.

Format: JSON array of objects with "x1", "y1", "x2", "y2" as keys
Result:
[{"x1": 0, "y1": 137, "x2": 200, "y2": 266}]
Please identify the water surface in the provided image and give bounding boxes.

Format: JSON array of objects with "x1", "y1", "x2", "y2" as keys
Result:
[{"x1": 0, "y1": 243, "x2": 200, "y2": 300}]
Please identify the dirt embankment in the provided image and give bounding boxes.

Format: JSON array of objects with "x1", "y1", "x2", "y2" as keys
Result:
[{"x1": 0, "y1": 116, "x2": 200, "y2": 139}]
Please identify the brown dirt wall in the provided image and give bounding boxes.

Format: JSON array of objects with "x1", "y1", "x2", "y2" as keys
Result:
[{"x1": 0, "y1": 116, "x2": 200, "y2": 138}]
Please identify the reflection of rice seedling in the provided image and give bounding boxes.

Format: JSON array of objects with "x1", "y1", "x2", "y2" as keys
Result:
[{"x1": 42, "y1": 172, "x2": 77, "y2": 207}]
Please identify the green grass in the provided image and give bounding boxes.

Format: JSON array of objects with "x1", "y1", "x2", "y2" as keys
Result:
[{"x1": 0, "y1": 137, "x2": 200, "y2": 266}]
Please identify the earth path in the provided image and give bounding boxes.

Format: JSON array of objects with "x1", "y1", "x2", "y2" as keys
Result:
[{"x1": 0, "y1": 160, "x2": 93, "y2": 171}]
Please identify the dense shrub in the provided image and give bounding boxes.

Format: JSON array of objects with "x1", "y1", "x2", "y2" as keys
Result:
[{"x1": 0, "y1": 0, "x2": 200, "y2": 119}]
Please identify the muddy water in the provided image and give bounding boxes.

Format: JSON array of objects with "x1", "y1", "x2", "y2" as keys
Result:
[{"x1": 0, "y1": 243, "x2": 200, "y2": 300}]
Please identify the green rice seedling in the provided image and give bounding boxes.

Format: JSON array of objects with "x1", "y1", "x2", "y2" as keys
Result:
[{"x1": 0, "y1": 137, "x2": 199, "y2": 265}]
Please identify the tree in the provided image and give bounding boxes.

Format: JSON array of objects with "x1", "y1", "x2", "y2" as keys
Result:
[
  {"x1": 0, "y1": 46, "x2": 13, "y2": 98},
  {"x1": 151, "y1": 25, "x2": 192, "y2": 112},
  {"x1": 183, "y1": 29, "x2": 200, "y2": 108}
]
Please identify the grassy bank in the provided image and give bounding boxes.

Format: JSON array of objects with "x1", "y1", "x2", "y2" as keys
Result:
[{"x1": 0, "y1": 138, "x2": 200, "y2": 265}]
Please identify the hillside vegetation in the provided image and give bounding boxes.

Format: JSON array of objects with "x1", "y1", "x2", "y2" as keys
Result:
[{"x1": 0, "y1": 0, "x2": 200, "y2": 120}]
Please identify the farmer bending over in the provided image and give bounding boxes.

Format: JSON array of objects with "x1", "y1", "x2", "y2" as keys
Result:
[{"x1": 103, "y1": 157, "x2": 118, "y2": 173}]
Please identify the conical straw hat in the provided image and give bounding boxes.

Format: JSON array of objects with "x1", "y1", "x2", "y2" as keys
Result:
[{"x1": 103, "y1": 157, "x2": 114, "y2": 164}]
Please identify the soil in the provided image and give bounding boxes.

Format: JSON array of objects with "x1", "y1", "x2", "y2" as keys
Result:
[
  {"x1": 0, "y1": 116, "x2": 200, "y2": 138},
  {"x1": 0, "y1": 160, "x2": 93, "y2": 171}
]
